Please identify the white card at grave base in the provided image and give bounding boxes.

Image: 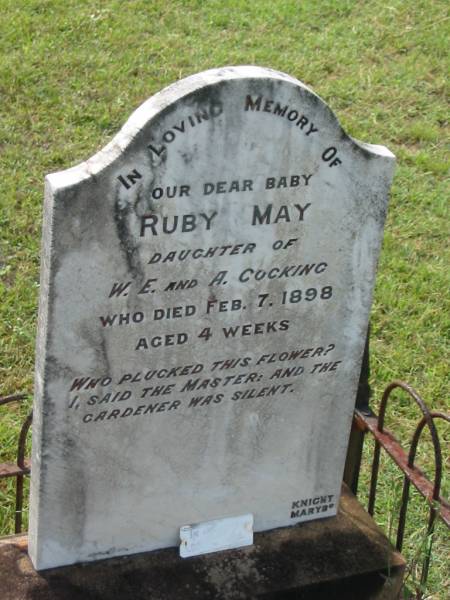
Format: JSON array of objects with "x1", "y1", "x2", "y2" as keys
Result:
[
  {"x1": 180, "y1": 514, "x2": 253, "y2": 558},
  {"x1": 29, "y1": 66, "x2": 395, "y2": 570}
]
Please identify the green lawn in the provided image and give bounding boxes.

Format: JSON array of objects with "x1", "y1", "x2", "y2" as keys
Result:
[{"x1": 1, "y1": 1, "x2": 449, "y2": 597}]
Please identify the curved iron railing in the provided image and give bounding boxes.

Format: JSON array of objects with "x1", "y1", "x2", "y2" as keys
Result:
[
  {"x1": 0, "y1": 393, "x2": 32, "y2": 534},
  {"x1": 351, "y1": 381, "x2": 449, "y2": 596}
]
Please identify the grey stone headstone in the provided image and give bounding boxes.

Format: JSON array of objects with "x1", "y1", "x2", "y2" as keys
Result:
[{"x1": 29, "y1": 66, "x2": 395, "y2": 570}]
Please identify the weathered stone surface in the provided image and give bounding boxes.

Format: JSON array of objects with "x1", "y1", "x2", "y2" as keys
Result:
[
  {"x1": 1, "y1": 487, "x2": 405, "y2": 599},
  {"x1": 30, "y1": 66, "x2": 395, "y2": 569}
]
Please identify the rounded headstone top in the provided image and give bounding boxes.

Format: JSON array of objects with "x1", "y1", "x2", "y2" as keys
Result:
[{"x1": 47, "y1": 65, "x2": 394, "y2": 190}]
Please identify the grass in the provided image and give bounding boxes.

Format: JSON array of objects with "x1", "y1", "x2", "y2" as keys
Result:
[
  {"x1": 359, "y1": 431, "x2": 450, "y2": 599},
  {"x1": 0, "y1": 0, "x2": 449, "y2": 596}
]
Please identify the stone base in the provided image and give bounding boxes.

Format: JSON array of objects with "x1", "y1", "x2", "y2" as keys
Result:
[{"x1": 0, "y1": 486, "x2": 404, "y2": 600}]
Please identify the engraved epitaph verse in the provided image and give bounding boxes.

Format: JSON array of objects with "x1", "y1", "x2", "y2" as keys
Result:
[{"x1": 29, "y1": 67, "x2": 395, "y2": 569}]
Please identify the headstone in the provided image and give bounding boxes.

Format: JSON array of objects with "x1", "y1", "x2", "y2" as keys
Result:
[{"x1": 29, "y1": 66, "x2": 395, "y2": 570}]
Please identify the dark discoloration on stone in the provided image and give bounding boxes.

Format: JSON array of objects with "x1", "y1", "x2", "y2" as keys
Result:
[
  {"x1": 113, "y1": 191, "x2": 143, "y2": 281},
  {"x1": 1, "y1": 488, "x2": 404, "y2": 600}
]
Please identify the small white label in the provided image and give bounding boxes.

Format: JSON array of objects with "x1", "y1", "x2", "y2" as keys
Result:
[{"x1": 180, "y1": 513, "x2": 253, "y2": 558}]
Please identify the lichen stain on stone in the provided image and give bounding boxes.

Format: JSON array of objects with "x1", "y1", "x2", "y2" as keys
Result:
[
  {"x1": 133, "y1": 178, "x2": 157, "y2": 219},
  {"x1": 181, "y1": 150, "x2": 194, "y2": 165},
  {"x1": 113, "y1": 188, "x2": 144, "y2": 282},
  {"x1": 98, "y1": 332, "x2": 112, "y2": 376}
]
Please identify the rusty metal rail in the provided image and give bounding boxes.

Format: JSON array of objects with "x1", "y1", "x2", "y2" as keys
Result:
[
  {"x1": 0, "y1": 394, "x2": 32, "y2": 534},
  {"x1": 352, "y1": 380, "x2": 449, "y2": 593}
]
